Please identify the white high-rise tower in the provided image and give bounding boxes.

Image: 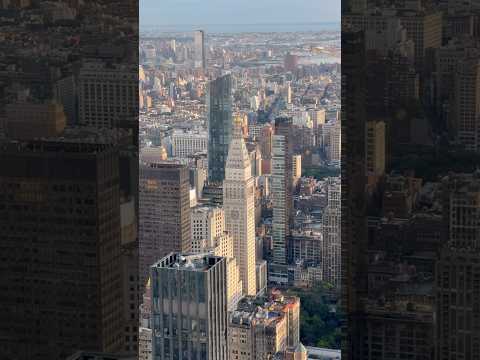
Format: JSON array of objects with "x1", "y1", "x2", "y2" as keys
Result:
[
  {"x1": 223, "y1": 117, "x2": 257, "y2": 296},
  {"x1": 194, "y1": 30, "x2": 206, "y2": 70}
]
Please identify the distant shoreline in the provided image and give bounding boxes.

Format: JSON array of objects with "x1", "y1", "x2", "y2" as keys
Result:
[{"x1": 140, "y1": 22, "x2": 340, "y2": 34}]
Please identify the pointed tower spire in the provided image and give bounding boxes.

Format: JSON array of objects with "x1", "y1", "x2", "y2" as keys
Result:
[{"x1": 225, "y1": 116, "x2": 251, "y2": 181}]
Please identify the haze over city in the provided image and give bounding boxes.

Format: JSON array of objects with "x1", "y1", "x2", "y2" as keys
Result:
[{"x1": 140, "y1": 0, "x2": 340, "y2": 30}]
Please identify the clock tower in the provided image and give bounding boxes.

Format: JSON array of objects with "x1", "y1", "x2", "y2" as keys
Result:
[{"x1": 223, "y1": 117, "x2": 257, "y2": 296}]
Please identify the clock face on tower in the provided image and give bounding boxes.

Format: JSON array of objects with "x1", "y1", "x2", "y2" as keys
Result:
[{"x1": 231, "y1": 209, "x2": 239, "y2": 218}]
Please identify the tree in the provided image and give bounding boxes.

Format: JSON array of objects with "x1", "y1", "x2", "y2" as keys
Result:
[{"x1": 286, "y1": 283, "x2": 342, "y2": 349}]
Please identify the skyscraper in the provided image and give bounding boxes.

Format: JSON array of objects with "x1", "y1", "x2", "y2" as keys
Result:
[
  {"x1": 327, "y1": 120, "x2": 341, "y2": 162},
  {"x1": 139, "y1": 162, "x2": 191, "y2": 291},
  {"x1": 269, "y1": 117, "x2": 294, "y2": 285},
  {"x1": 343, "y1": 11, "x2": 442, "y2": 71},
  {"x1": 322, "y1": 178, "x2": 342, "y2": 288},
  {"x1": 284, "y1": 53, "x2": 299, "y2": 72},
  {"x1": 78, "y1": 61, "x2": 138, "y2": 129},
  {"x1": 194, "y1": 30, "x2": 206, "y2": 70},
  {"x1": 274, "y1": 117, "x2": 294, "y2": 227},
  {"x1": 398, "y1": 11, "x2": 442, "y2": 71},
  {"x1": 150, "y1": 253, "x2": 228, "y2": 360},
  {"x1": 272, "y1": 134, "x2": 289, "y2": 266},
  {"x1": 452, "y1": 56, "x2": 480, "y2": 152},
  {"x1": 341, "y1": 30, "x2": 368, "y2": 360},
  {"x1": 0, "y1": 136, "x2": 126, "y2": 359},
  {"x1": 223, "y1": 118, "x2": 257, "y2": 296},
  {"x1": 208, "y1": 74, "x2": 233, "y2": 183},
  {"x1": 310, "y1": 108, "x2": 326, "y2": 148},
  {"x1": 436, "y1": 172, "x2": 480, "y2": 359},
  {"x1": 260, "y1": 124, "x2": 274, "y2": 174}
]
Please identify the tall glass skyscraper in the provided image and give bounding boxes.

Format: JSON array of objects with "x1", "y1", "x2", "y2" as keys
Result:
[
  {"x1": 269, "y1": 117, "x2": 294, "y2": 285},
  {"x1": 207, "y1": 74, "x2": 233, "y2": 183}
]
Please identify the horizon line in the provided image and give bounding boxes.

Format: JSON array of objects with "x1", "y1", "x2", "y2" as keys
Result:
[{"x1": 140, "y1": 21, "x2": 340, "y2": 28}]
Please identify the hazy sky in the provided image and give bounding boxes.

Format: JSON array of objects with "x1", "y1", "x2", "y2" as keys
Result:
[{"x1": 139, "y1": 0, "x2": 340, "y2": 27}]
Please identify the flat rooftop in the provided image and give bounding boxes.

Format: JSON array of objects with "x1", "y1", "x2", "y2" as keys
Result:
[{"x1": 153, "y1": 252, "x2": 222, "y2": 272}]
